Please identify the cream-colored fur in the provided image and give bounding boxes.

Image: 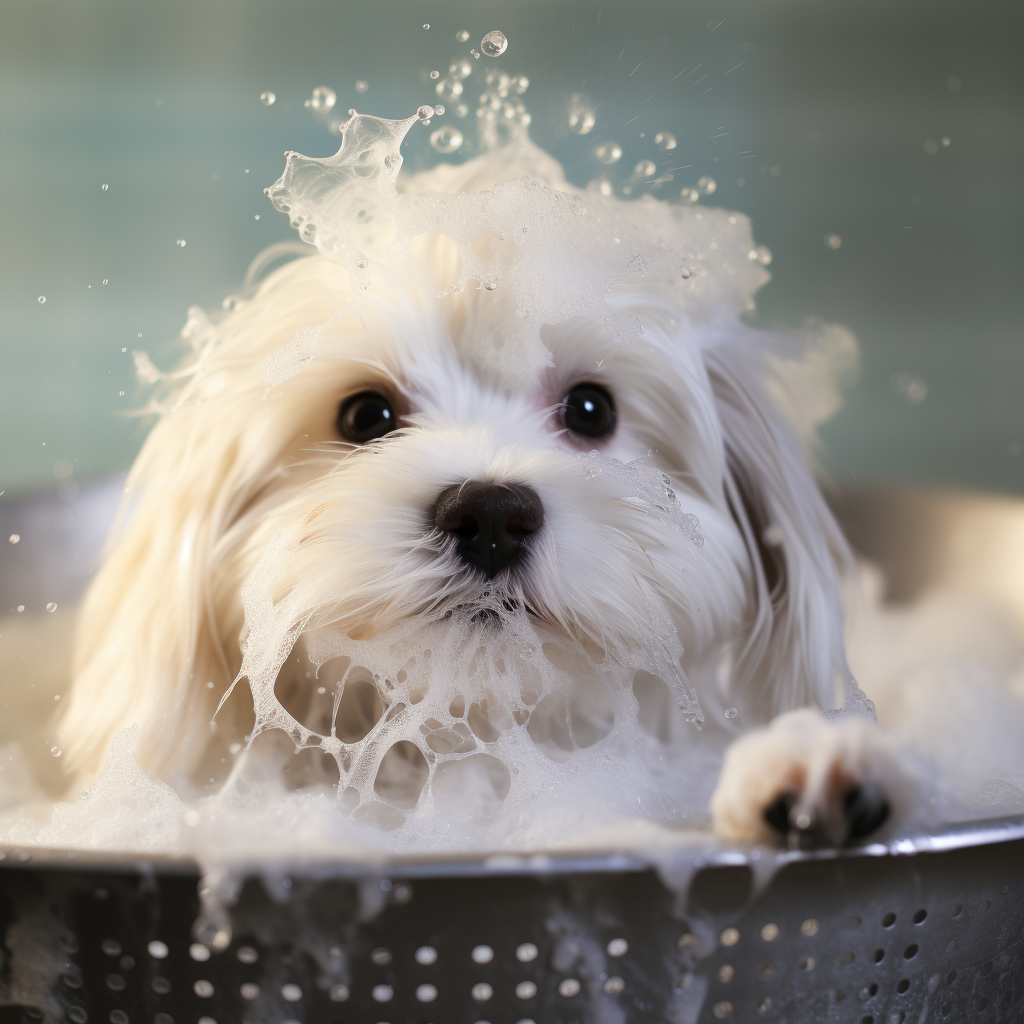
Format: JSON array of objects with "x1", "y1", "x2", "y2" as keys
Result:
[{"x1": 55, "y1": 150, "x2": 898, "y2": 844}]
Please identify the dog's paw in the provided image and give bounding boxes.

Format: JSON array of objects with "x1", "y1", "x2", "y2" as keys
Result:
[{"x1": 710, "y1": 708, "x2": 906, "y2": 848}]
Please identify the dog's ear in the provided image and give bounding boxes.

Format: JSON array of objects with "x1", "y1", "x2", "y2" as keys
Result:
[{"x1": 703, "y1": 331, "x2": 856, "y2": 720}]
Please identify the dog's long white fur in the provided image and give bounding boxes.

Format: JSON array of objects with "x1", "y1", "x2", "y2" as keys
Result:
[{"x1": 57, "y1": 150, "x2": 869, "y2": 838}]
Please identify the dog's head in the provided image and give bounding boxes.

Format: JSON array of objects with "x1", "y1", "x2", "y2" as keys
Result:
[{"x1": 59, "y1": 145, "x2": 857, "y2": 790}]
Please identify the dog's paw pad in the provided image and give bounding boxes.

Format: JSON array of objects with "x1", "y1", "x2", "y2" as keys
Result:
[
  {"x1": 761, "y1": 781, "x2": 890, "y2": 848},
  {"x1": 712, "y1": 708, "x2": 900, "y2": 848}
]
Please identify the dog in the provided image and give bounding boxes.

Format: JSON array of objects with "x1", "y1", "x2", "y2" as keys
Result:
[{"x1": 55, "y1": 131, "x2": 908, "y2": 848}]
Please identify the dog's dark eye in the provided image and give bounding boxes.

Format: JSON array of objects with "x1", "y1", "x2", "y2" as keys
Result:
[
  {"x1": 562, "y1": 383, "x2": 616, "y2": 438},
  {"x1": 337, "y1": 391, "x2": 397, "y2": 443}
]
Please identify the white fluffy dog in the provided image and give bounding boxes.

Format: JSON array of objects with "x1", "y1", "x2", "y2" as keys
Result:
[{"x1": 55, "y1": 135, "x2": 907, "y2": 848}]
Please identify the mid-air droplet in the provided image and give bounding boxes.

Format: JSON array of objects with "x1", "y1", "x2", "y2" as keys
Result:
[
  {"x1": 308, "y1": 86, "x2": 336, "y2": 112},
  {"x1": 259, "y1": 91, "x2": 276, "y2": 106},
  {"x1": 654, "y1": 131, "x2": 677, "y2": 151},
  {"x1": 38, "y1": 296, "x2": 46, "y2": 304},
  {"x1": 430, "y1": 126, "x2": 464, "y2": 153},
  {"x1": 480, "y1": 30, "x2": 508, "y2": 56},
  {"x1": 355, "y1": 80, "x2": 369, "y2": 93},
  {"x1": 46, "y1": 602, "x2": 58, "y2": 613},
  {"x1": 101, "y1": 183, "x2": 109, "y2": 191},
  {"x1": 595, "y1": 141, "x2": 622, "y2": 164},
  {"x1": 417, "y1": 105, "x2": 435, "y2": 120},
  {"x1": 697, "y1": 175, "x2": 716, "y2": 195},
  {"x1": 724, "y1": 707, "x2": 738, "y2": 719},
  {"x1": 456, "y1": 29, "x2": 470, "y2": 42}
]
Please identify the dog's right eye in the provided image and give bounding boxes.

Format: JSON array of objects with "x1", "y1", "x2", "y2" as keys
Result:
[{"x1": 337, "y1": 391, "x2": 397, "y2": 443}]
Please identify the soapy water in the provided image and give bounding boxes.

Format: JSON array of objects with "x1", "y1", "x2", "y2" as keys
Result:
[{"x1": 4, "y1": 53, "x2": 1024, "y2": 900}]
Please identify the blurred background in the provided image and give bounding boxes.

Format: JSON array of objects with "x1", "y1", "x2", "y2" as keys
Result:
[{"x1": 1, "y1": 0, "x2": 1021, "y2": 499}]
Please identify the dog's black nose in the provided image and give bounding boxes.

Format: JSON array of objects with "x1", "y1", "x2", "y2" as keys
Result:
[{"x1": 433, "y1": 481, "x2": 544, "y2": 579}]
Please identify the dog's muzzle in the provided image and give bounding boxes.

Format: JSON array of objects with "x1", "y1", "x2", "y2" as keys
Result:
[{"x1": 433, "y1": 481, "x2": 544, "y2": 580}]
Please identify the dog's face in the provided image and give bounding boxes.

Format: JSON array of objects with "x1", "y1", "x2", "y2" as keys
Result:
[{"x1": 61, "y1": 178, "x2": 854, "y2": 795}]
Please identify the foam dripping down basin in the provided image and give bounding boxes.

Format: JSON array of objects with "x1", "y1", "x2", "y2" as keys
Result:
[{"x1": 2, "y1": 479, "x2": 1023, "y2": 1024}]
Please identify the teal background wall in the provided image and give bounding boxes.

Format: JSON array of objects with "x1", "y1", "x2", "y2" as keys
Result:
[{"x1": 1, "y1": 0, "x2": 1021, "y2": 497}]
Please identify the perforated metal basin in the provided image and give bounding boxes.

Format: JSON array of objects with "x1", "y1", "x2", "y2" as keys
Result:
[{"x1": 2, "y1": 481, "x2": 1024, "y2": 1023}]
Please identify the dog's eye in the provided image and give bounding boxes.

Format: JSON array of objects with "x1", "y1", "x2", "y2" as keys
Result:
[
  {"x1": 562, "y1": 383, "x2": 616, "y2": 438},
  {"x1": 337, "y1": 391, "x2": 397, "y2": 443}
]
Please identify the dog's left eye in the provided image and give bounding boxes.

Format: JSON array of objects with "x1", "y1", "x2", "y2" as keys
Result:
[
  {"x1": 337, "y1": 391, "x2": 397, "y2": 443},
  {"x1": 562, "y1": 383, "x2": 616, "y2": 438}
]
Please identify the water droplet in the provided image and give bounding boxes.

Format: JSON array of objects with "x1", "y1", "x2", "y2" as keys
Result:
[
  {"x1": 308, "y1": 86, "x2": 336, "y2": 112},
  {"x1": 8, "y1": 534, "x2": 19, "y2": 544},
  {"x1": 569, "y1": 97, "x2": 596, "y2": 134},
  {"x1": 422, "y1": 23, "x2": 430, "y2": 29},
  {"x1": 634, "y1": 159, "x2": 657, "y2": 178},
  {"x1": 51, "y1": 746, "x2": 61, "y2": 756},
  {"x1": 38, "y1": 296, "x2": 46, "y2": 304},
  {"x1": 697, "y1": 175, "x2": 716, "y2": 194},
  {"x1": 46, "y1": 602, "x2": 58, "y2": 613},
  {"x1": 725, "y1": 707, "x2": 738, "y2": 719},
  {"x1": 748, "y1": 244, "x2": 772, "y2": 265},
  {"x1": 102, "y1": 278, "x2": 108, "y2": 284},
  {"x1": 449, "y1": 58, "x2": 473, "y2": 80},
  {"x1": 655, "y1": 131, "x2": 677, "y2": 151},
  {"x1": 436, "y1": 77, "x2": 464, "y2": 101},
  {"x1": 434, "y1": 104, "x2": 445, "y2": 114},
  {"x1": 455, "y1": 103, "x2": 469, "y2": 117},
  {"x1": 456, "y1": 29, "x2": 470, "y2": 41},
  {"x1": 119, "y1": 390, "x2": 125, "y2": 396},
  {"x1": 259, "y1": 91, "x2": 276, "y2": 106},
  {"x1": 176, "y1": 239, "x2": 186, "y2": 247},
  {"x1": 430, "y1": 126, "x2": 463, "y2": 153},
  {"x1": 101, "y1": 183, "x2": 109, "y2": 191},
  {"x1": 480, "y1": 30, "x2": 508, "y2": 56},
  {"x1": 596, "y1": 141, "x2": 622, "y2": 164},
  {"x1": 355, "y1": 80, "x2": 369, "y2": 93},
  {"x1": 825, "y1": 234, "x2": 842, "y2": 249},
  {"x1": 470, "y1": 48, "x2": 481, "y2": 59},
  {"x1": 417, "y1": 105, "x2": 435, "y2": 120}
]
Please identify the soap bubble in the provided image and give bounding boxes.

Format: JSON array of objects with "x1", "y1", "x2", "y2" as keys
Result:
[
  {"x1": 825, "y1": 234, "x2": 842, "y2": 249},
  {"x1": 655, "y1": 131, "x2": 677, "y2": 151},
  {"x1": 101, "y1": 183, "x2": 109, "y2": 191},
  {"x1": 355, "y1": 80, "x2": 369, "y2": 93},
  {"x1": 697, "y1": 175, "x2": 716, "y2": 195},
  {"x1": 436, "y1": 78, "x2": 464, "y2": 101},
  {"x1": 892, "y1": 372, "x2": 928, "y2": 404},
  {"x1": 456, "y1": 29, "x2": 470, "y2": 42},
  {"x1": 430, "y1": 126, "x2": 463, "y2": 153},
  {"x1": 449, "y1": 57, "x2": 473, "y2": 80},
  {"x1": 307, "y1": 86, "x2": 336, "y2": 113},
  {"x1": 568, "y1": 96, "x2": 596, "y2": 135},
  {"x1": 259, "y1": 91, "x2": 276, "y2": 106},
  {"x1": 595, "y1": 141, "x2": 622, "y2": 164},
  {"x1": 480, "y1": 30, "x2": 508, "y2": 56},
  {"x1": 37, "y1": 296, "x2": 46, "y2": 303},
  {"x1": 417, "y1": 105, "x2": 435, "y2": 120}
]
